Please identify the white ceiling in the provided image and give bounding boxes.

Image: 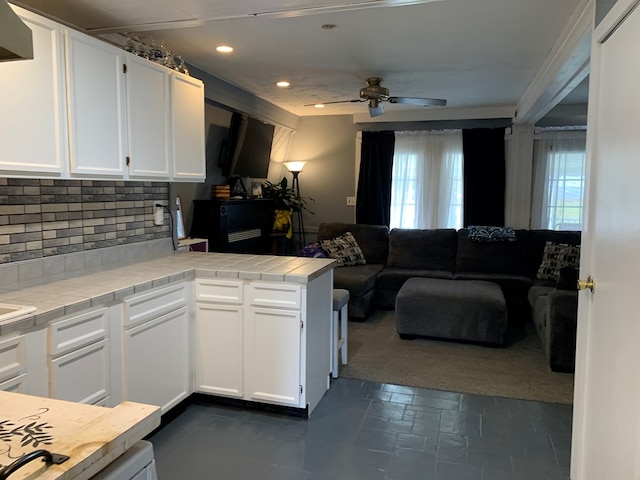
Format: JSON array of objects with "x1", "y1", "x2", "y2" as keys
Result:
[{"x1": 14, "y1": 0, "x2": 588, "y2": 120}]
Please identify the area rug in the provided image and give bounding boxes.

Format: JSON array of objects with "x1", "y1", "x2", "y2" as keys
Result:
[{"x1": 340, "y1": 310, "x2": 574, "y2": 405}]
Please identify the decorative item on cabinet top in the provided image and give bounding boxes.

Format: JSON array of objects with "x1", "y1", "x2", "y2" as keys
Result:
[{"x1": 123, "y1": 34, "x2": 190, "y2": 75}]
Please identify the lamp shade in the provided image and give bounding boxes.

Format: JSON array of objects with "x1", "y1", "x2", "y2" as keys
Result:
[{"x1": 283, "y1": 161, "x2": 307, "y2": 173}]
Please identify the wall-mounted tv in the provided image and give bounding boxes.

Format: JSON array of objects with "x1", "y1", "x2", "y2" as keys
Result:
[{"x1": 218, "y1": 112, "x2": 275, "y2": 179}]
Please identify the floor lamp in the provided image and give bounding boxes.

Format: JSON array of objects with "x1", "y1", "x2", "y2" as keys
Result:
[{"x1": 283, "y1": 161, "x2": 307, "y2": 248}]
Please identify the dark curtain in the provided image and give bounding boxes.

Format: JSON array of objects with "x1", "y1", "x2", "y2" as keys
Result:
[
  {"x1": 356, "y1": 131, "x2": 395, "y2": 226},
  {"x1": 462, "y1": 128, "x2": 506, "y2": 227}
]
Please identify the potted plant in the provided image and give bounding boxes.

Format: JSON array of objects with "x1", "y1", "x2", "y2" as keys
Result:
[{"x1": 262, "y1": 178, "x2": 313, "y2": 238}]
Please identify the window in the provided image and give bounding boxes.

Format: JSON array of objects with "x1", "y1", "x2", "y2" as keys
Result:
[
  {"x1": 390, "y1": 130, "x2": 463, "y2": 229},
  {"x1": 532, "y1": 130, "x2": 586, "y2": 230}
]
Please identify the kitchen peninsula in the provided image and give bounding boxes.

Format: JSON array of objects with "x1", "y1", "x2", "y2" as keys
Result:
[
  {"x1": 0, "y1": 391, "x2": 160, "y2": 479},
  {"x1": 0, "y1": 250, "x2": 336, "y2": 422}
]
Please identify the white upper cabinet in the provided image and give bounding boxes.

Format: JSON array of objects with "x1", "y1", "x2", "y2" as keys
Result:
[
  {"x1": 65, "y1": 29, "x2": 127, "y2": 177},
  {"x1": 171, "y1": 73, "x2": 206, "y2": 182},
  {"x1": 0, "y1": 6, "x2": 205, "y2": 181},
  {"x1": 125, "y1": 55, "x2": 171, "y2": 179},
  {"x1": 0, "y1": 6, "x2": 68, "y2": 176}
]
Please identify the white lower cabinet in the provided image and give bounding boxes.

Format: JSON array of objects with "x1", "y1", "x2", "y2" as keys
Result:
[
  {"x1": 195, "y1": 302, "x2": 243, "y2": 398},
  {"x1": 47, "y1": 307, "x2": 111, "y2": 405},
  {"x1": 245, "y1": 306, "x2": 301, "y2": 407},
  {"x1": 195, "y1": 279, "x2": 305, "y2": 410},
  {"x1": 0, "y1": 335, "x2": 28, "y2": 393},
  {"x1": 123, "y1": 283, "x2": 191, "y2": 414},
  {"x1": 0, "y1": 373, "x2": 28, "y2": 393},
  {"x1": 50, "y1": 339, "x2": 110, "y2": 405}
]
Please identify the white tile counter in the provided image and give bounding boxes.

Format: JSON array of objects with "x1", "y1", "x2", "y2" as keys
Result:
[{"x1": 0, "y1": 252, "x2": 336, "y2": 336}]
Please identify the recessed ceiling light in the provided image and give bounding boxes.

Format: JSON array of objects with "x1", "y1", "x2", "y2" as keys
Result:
[
  {"x1": 314, "y1": 104, "x2": 325, "y2": 109},
  {"x1": 216, "y1": 45, "x2": 233, "y2": 53},
  {"x1": 276, "y1": 81, "x2": 290, "y2": 88}
]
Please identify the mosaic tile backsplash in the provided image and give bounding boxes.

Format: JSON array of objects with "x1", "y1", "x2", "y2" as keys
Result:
[{"x1": 0, "y1": 178, "x2": 170, "y2": 264}]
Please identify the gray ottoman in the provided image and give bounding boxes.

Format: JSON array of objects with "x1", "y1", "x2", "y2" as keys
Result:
[{"x1": 396, "y1": 278, "x2": 508, "y2": 346}]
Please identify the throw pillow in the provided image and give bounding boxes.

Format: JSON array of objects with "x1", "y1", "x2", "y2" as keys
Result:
[
  {"x1": 299, "y1": 242, "x2": 327, "y2": 258},
  {"x1": 468, "y1": 226, "x2": 517, "y2": 242},
  {"x1": 320, "y1": 232, "x2": 366, "y2": 267},
  {"x1": 537, "y1": 241, "x2": 581, "y2": 281}
]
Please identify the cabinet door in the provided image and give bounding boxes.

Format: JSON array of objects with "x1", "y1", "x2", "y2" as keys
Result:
[
  {"x1": 245, "y1": 307, "x2": 302, "y2": 407},
  {"x1": 0, "y1": 374, "x2": 28, "y2": 393},
  {"x1": 125, "y1": 55, "x2": 171, "y2": 179},
  {"x1": 0, "y1": 6, "x2": 67, "y2": 176},
  {"x1": 171, "y1": 73, "x2": 205, "y2": 181},
  {"x1": 49, "y1": 339, "x2": 109, "y2": 405},
  {"x1": 0, "y1": 335, "x2": 26, "y2": 384},
  {"x1": 65, "y1": 29, "x2": 126, "y2": 177},
  {"x1": 195, "y1": 303, "x2": 243, "y2": 397},
  {"x1": 125, "y1": 306, "x2": 189, "y2": 413}
]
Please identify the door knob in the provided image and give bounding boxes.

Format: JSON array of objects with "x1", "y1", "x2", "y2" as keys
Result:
[{"x1": 577, "y1": 276, "x2": 595, "y2": 293}]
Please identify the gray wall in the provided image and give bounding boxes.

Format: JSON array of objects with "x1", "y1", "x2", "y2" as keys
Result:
[
  {"x1": 286, "y1": 115, "x2": 359, "y2": 233},
  {"x1": 596, "y1": 0, "x2": 618, "y2": 25}
]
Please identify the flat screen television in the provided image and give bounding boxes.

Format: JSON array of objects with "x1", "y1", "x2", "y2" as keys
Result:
[{"x1": 218, "y1": 112, "x2": 274, "y2": 179}]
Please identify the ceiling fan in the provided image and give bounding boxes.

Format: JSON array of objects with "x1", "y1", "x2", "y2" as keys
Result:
[{"x1": 305, "y1": 77, "x2": 447, "y2": 117}]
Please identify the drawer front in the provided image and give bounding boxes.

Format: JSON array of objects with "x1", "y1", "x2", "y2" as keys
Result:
[
  {"x1": 195, "y1": 279, "x2": 243, "y2": 304},
  {"x1": 248, "y1": 282, "x2": 301, "y2": 310},
  {"x1": 124, "y1": 283, "x2": 187, "y2": 328},
  {"x1": 0, "y1": 335, "x2": 26, "y2": 383},
  {"x1": 49, "y1": 307, "x2": 109, "y2": 357}
]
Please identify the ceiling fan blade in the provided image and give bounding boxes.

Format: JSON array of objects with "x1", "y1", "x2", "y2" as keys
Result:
[
  {"x1": 303, "y1": 99, "x2": 366, "y2": 106},
  {"x1": 388, "y1": 96, "x2": 447, "y2": 107}
]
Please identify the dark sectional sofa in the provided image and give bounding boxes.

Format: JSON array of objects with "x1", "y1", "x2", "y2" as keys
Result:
[{"x1": 316, "y1": 222, "x2": 580, "y2": 372}]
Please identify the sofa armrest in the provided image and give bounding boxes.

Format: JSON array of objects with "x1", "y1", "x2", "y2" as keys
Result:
[{"x1": 547, "y1": 290, "x2": 578, "y2": 372}]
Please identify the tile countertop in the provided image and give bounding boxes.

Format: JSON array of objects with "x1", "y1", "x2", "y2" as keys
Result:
[{"x1": 0, "y1": 252, "x2": 337, "y2": 337}]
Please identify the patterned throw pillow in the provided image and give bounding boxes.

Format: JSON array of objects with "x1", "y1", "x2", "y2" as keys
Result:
[
  {"x1": 468, "y1": 226, "x2": 517, "y2": 242},
  {"x1": 537, "y1": 241, "x2": 581, "y2": 281},
  {"x1": 320, "y1": 232, "x2": 366, "y2": 267},
  {"x1": 299, "y1": 242, "x2": 327, "y2": 258}
]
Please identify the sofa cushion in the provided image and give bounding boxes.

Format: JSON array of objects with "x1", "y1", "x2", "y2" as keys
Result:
[
  {"x1": 332, "y1": 263, "x2": 385, "y2": 297},
  {"x1": 320, "y1": 232, "x2": 366, "y2": 266},
  {"x1": 318, "y1": 223, "x2": 389, "y2": 264},
  {"x1": 536, "y1": 241, "x2": 580, "y2": 281},
  {"x1": 527, "y1": 230, "x2": 581, "y2": 278},
  {"x1": 387, "y1": 228, "x2": 458, "y2": 271},
  {"x1": 528, "y1": 285, "x2": 555, "y2": 307},
  {"x1": 455, "y1": 228, "x2": 529, "y2": 275},
  {"x1": 377, "y1": 267, "x2": 454, "y2": 291}
]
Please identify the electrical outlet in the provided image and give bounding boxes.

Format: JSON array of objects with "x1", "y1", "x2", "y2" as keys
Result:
[
  {"x1": 346, "y1": 196, "x2": 356, "y2": 206},
  {"x1": 154, "y1": 205, "x2": 164, "y2": 226}
]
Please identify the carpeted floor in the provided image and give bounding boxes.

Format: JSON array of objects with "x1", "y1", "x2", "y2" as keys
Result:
[{"x1": 339, "y1": 309, "x2": 575, "y2": 405}]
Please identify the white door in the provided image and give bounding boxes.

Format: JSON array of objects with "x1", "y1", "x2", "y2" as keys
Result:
[
  {"x1": 171, "y1": 73, "x2": 205, "y2": 182},
  {"x1": 125, "y1": 306, "x2": 190, "y2": 413},
  {"x1": 0, "y1": 7, "x2": 67, "y2": 176},
  {"x1": 65, "y1": 29, "x2": 126, "y2": 177},
  {"x1": 194, "y1": 303, "x2": 244, "y2": 398},
  {"x1": 571, "y1": 1, "x2": 640, "y2": 478},
  {"x1": 245, "y1": 307, "x2": 301, "y2": 407},
  {"x1": 126, "y1": 55, "x2": 171, "y2": 179}
]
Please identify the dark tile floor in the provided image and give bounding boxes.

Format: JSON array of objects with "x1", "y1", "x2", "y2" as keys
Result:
[{"x1": 148, "y1": 378, "x2": 572, "y2": 480}]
